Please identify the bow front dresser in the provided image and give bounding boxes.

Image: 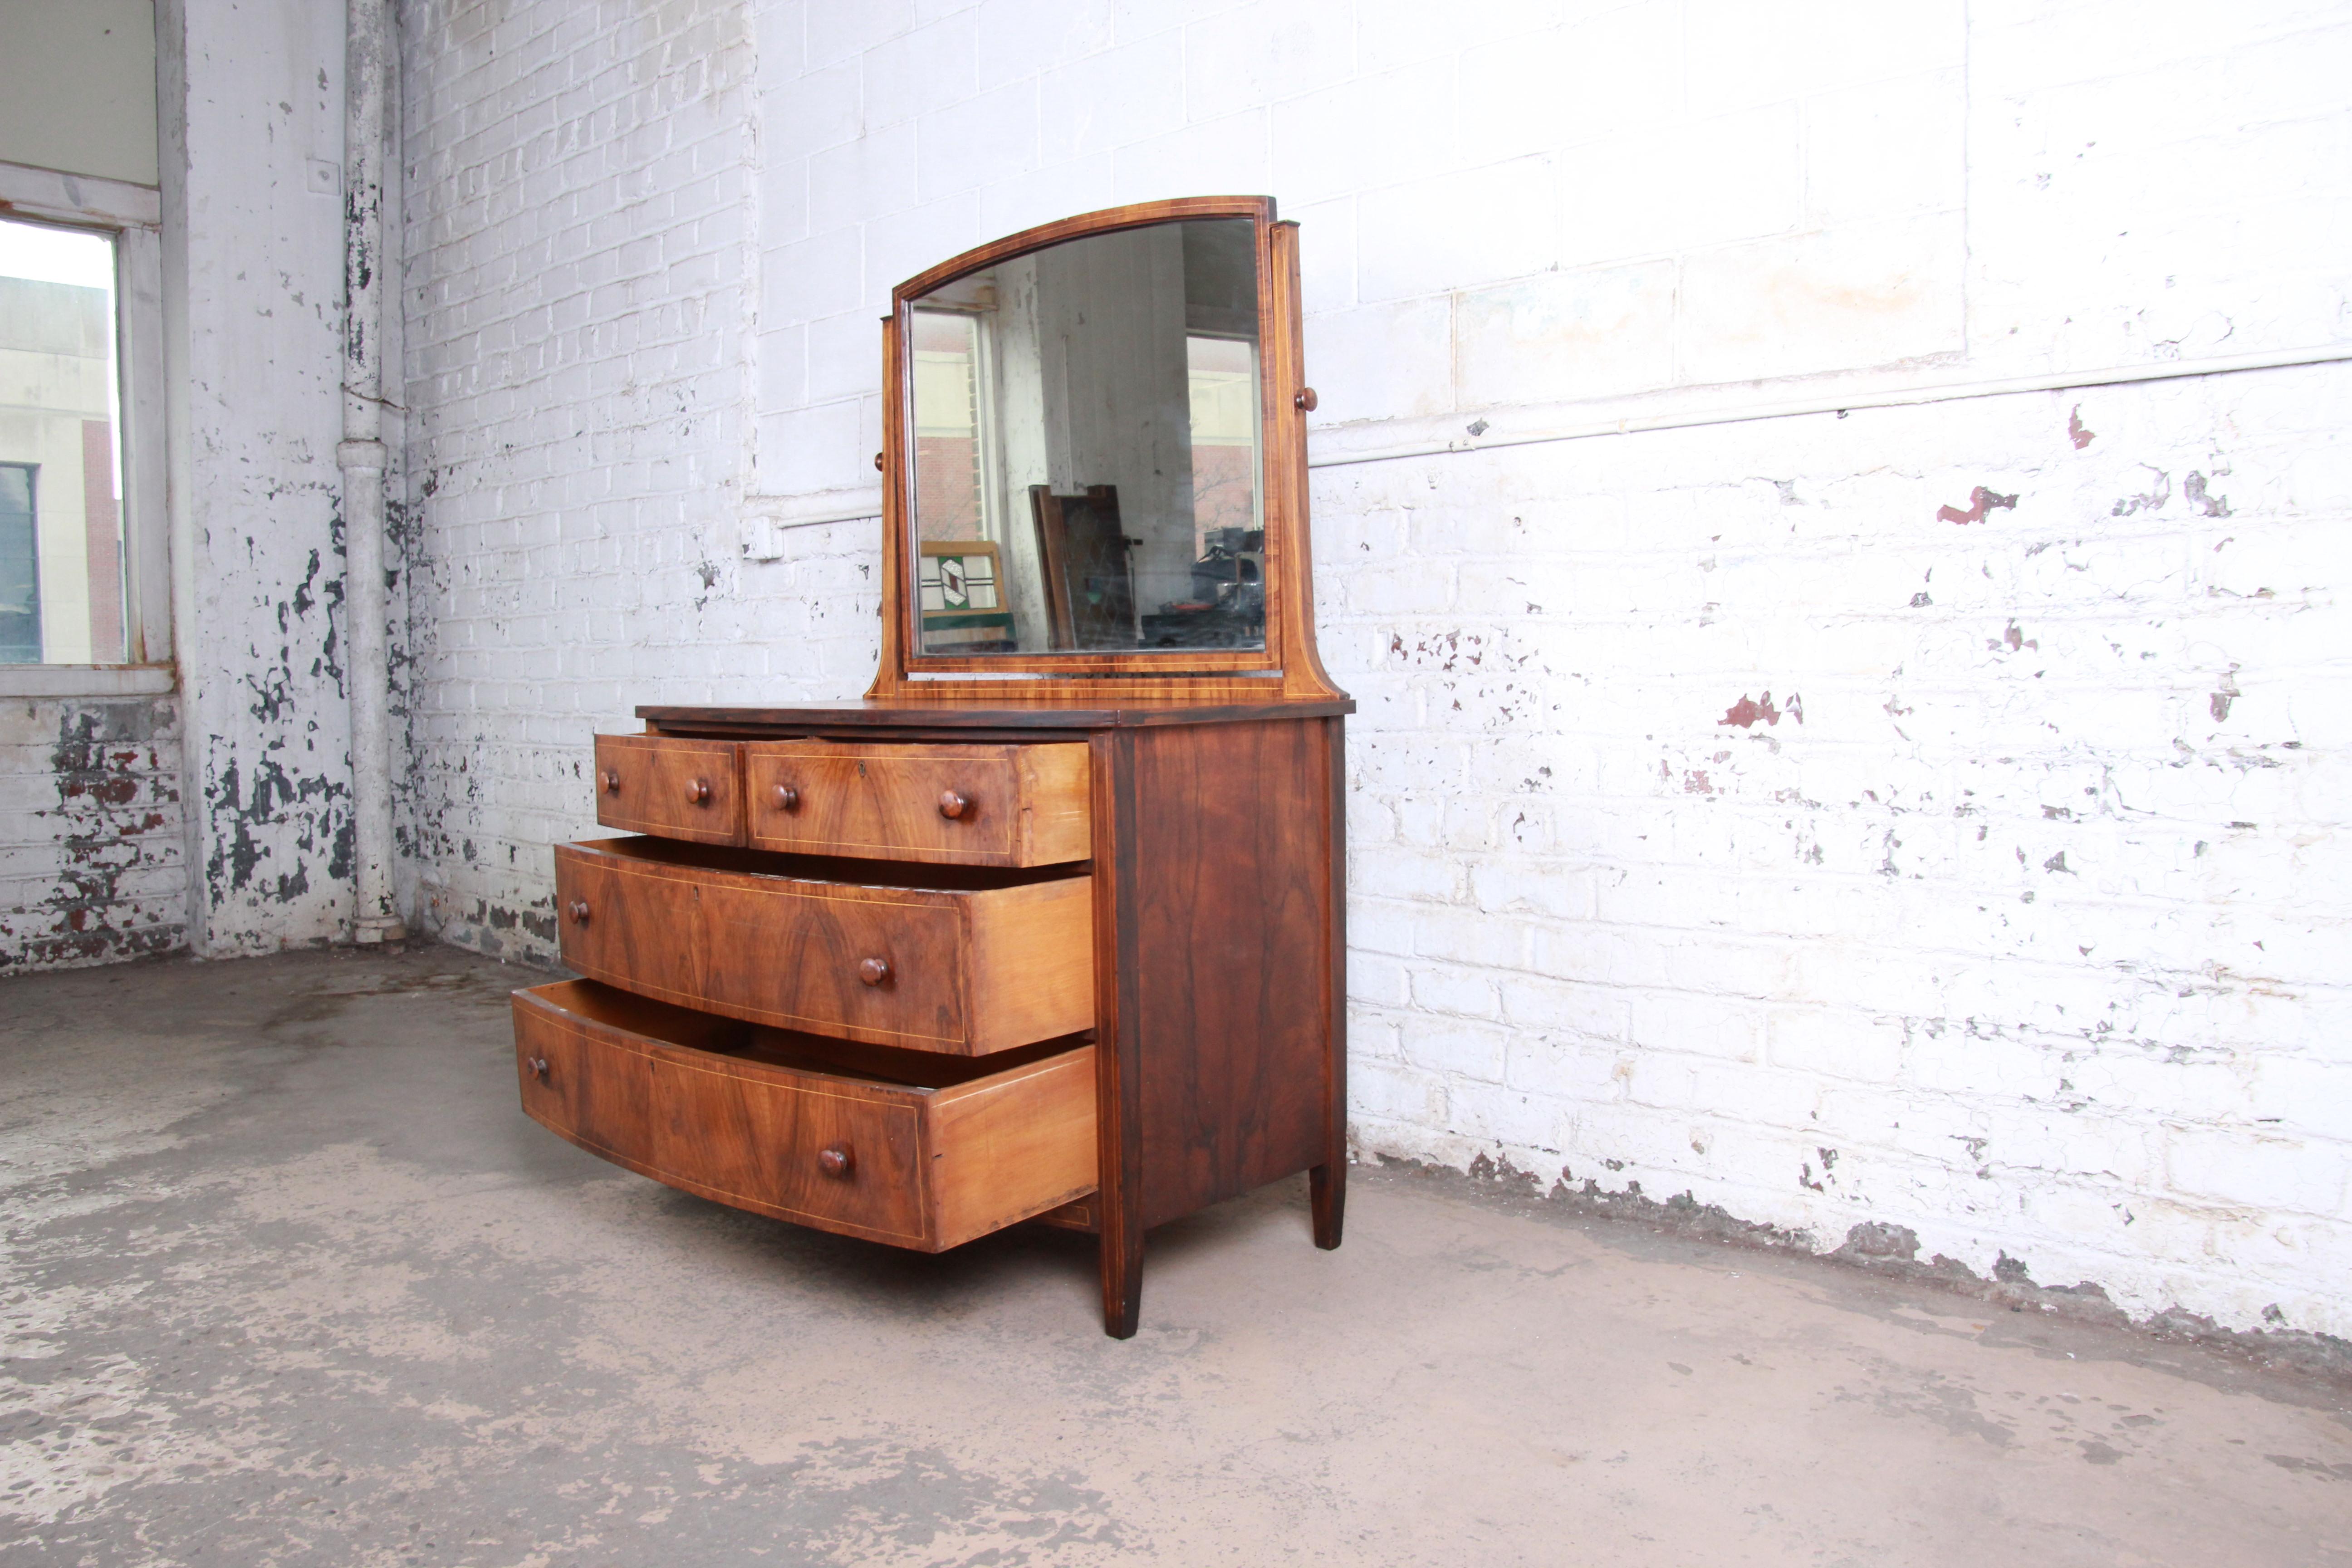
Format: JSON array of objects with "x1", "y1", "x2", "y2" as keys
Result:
[{"x1": 510, "y1": 197, "x2": 1349, "y2": 1337}]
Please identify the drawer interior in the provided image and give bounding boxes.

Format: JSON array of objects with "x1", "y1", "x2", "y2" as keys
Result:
[
  {"x1": 577, "y1": 833, "x2": 1089, "y2": 892},
  {"x1": 530, "y1": 977, "x2": 1086, "y2": 1089}
]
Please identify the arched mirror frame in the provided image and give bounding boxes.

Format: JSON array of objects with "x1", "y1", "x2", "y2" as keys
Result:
[{"x1": 867, "y1": 195, "x2": 1342, "y2": 706}]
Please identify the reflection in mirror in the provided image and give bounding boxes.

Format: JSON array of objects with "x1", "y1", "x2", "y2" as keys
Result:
[{"x1": 909, "y1": 217, "x2": 1263, "y2": 657}]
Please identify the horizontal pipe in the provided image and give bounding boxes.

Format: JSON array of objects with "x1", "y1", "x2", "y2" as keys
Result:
[{"x1": 1305, "y1": 344, "x2": 2352, "y2": 470}]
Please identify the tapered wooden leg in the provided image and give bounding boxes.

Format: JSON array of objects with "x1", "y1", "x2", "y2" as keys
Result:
[
  {"x1": 1099, "y1": 1223, "x2": 1143, "y2": 1338},
  {"x1": 1312, "y1": 717, "x2": 1349, "y2": 1256},
  {"x1": 1310, "y1": 1161, "x2": 1345, "y2": 1250},
  {"x1": 1091, "y1": 728, "x2": 1144, "y2": 1339}
]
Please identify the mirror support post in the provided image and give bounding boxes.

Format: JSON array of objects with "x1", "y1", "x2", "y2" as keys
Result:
[{"x1": 867, "y1": 313, "x2": 909, "y2": 701}]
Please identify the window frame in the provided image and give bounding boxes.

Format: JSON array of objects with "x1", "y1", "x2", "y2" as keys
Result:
[{"x1": 0, "y1": 158, "x2": 171, "y2": 695}]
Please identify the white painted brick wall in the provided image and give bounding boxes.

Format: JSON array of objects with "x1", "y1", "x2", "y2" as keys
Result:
[
  {"x1": 0, "y1": 0, "x2": 361, "y2": 966},
  {"x1": 1323, "y1": 363, "x2": 2351, "y2": 1338},
  {"x1": 391, "y1": 0, "x2": 2352, "y2": 1340},
  {"x1": 0, "y1": 697, "x2": 187, "y2": 971},
  {"x1": 175, "y1": 0, "x2": 365, "y2": 954},
  {"x1": 398, "y1": 0, "x2": 883, "y2": 956}
]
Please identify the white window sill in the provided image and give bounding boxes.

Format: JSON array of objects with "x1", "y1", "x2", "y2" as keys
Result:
[{"x1": 0, "y1": 664, "x2": 177, "y2": 698}]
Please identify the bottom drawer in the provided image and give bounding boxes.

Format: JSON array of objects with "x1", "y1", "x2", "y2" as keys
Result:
[{"x1": 512, "y1": 980, "x2": 1096, "y2": 1252}]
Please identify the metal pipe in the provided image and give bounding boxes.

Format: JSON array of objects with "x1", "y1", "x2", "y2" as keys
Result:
[{"x1": 338, "y1": 0, "x2": 403, "y2": 943}]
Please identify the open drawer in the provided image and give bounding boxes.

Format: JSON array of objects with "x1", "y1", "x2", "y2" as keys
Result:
[
  {"x1": 512, "y1": 980, "x2": 1097, "y2": 1252},
  {"x1": 592, "y1": 734, "x2": 747, "y2": 846},
  {"x1": 554, "y1": 836, "x2": 1093, "y2": 1055}
]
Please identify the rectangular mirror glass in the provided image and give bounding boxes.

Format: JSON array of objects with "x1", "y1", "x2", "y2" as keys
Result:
[{"x1": 908, "y1": 217, "x2": 1263, "y2": 657}]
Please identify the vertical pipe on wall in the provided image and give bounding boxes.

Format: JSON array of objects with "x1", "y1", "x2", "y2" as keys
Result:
[
  {"x1": 157, "y1": 0, "x2": 206, "y2": 952},
  {"x1": 339, "y1": 0, "x2": 403, "y2": 943}
]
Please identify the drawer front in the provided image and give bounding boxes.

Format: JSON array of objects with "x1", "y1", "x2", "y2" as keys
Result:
[
  {"x1": 697, "y1": 875, "x2": 967, "y2": 1049},
  {"x1": 743, "y1": 741, "x2": 1089, "y2": 867},
  {"x1": 514, "y1": 984, "x2": 928, "y2": 1244},
  {"x1": 554, "y1": 848, "x2": 702, "y2": 1002},
  {"x1": 512, "y1": 980, "x2": 1098, "y2": 1251},
  {"x1": 593, "y1": 735, "x2": 745, "y2": 845},
  {"x1": 553, "y1": 841, "x2": 1094, "y2": 1054}
]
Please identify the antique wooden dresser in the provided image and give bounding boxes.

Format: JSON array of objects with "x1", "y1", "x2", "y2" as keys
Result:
[{"x1": 510, "y1": 196, "x2": 1349, "y2": 1337}]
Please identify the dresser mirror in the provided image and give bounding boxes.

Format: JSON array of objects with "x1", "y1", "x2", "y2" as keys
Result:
[{"x1": 887, "y1": 197, "x2": 1326, "y2": 689}]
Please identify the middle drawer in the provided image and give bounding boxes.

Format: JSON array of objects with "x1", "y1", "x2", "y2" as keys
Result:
[{"x1": 554, "y1": 836, "x2": 1093, "y2": 1056}]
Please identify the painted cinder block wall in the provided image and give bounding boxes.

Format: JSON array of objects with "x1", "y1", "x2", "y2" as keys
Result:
[{"x1": 386, "y1": 0, "x2": 2352, "y2": 1338}]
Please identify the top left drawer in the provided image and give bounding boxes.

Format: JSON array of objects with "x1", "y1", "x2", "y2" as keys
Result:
[{"x1": 593, "y1": 735, "x2": 745, "y2": 846}]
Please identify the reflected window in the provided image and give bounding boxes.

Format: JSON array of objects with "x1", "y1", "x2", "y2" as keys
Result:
[{"x1": 911, "y1": 308, "x2": 989, "y2": 543}]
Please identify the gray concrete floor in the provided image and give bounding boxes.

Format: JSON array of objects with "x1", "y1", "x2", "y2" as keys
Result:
[{"x1": 0, "y1": 947, "x2": 2346, "y2": 1567}]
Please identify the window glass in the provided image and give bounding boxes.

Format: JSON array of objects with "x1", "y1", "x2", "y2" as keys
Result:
[
  {"x1": 0, "y1": 217, "x2": 125, "y2": 663},
  {"x1": 0, "y1": 464, "x2": 36, "y2": 662}
]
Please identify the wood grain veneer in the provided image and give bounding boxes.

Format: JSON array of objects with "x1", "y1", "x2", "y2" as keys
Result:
[
  {"x1": 743, "y1": 740, "x2": 1090, "y2": 866},
  {"x1": 554, "y1": 837, "x2": 1093, "y2": 1055},
  {"x1": 514, "y1": 980, "x2": 1096, "y2": 1250},
  {"x1": 593, "y1": 734, "x2": 746, "y2": 846}
]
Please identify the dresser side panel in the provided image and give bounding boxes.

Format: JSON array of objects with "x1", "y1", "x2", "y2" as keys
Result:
[{"x1": 1122, "y1": 718, "x2": 1337, "y2": 1228}]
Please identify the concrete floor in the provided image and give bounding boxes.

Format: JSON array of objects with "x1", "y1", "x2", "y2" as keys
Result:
[{"x1": 0, "y1": 948, "x2": 2346, "y2": 1567}]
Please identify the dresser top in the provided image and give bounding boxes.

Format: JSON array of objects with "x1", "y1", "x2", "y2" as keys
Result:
[{"x1": 638, "y1": 697, "x2": 1352, "y2": 734}]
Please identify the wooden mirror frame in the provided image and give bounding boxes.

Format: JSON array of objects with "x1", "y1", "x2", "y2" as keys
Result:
[{"x1": 867, "y1": 196, "x2": 1343, "y2": 707}]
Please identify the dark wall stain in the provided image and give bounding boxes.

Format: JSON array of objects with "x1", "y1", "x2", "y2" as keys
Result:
[
  {"x1": 1426, "y1": 1155, "x2": 2352, "y2": 1381},
  {"x1": 1938, "y1": 486, "x2": 2020, "y2": 524},
  {"x1": 2068, "y1": 406, "x2": 2096, "y2": 449},
  {"x1": 2184, "y1": 471, "x2": 2231, "y2": 517},
  {"x1": 1989, "y1": 621, "x2": 2040, "y2": 654},
  {"x1": 2111, "y1": 470, "x2": 2171, "y2": 517},
  {"x1": 1720, "y1": 691, "x2": 1803, "y2": 728},
  {"x1": 0, "y1": 700, "x2": 187, "y2": 972}
]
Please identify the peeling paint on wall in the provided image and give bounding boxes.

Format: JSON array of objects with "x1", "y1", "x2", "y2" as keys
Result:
[
  {"x1": 0, "y1": 698, "x2": 187, "y2": 971},
  {"x1": 167, "y1": 0, "x2": 369, "y2": 956},
  {"x1": 1328, "y1": 367, "x2": 2352, "y2": 1341}
]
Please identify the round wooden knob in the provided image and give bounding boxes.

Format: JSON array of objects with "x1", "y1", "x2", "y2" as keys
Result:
[
  {"x1": 526, "y1": 1055, "x2": 549, "y2": 1081},
  {"x1": 873, "y1": 451, "x2": 884, "y2": 471},
  {"x1": 773, "y1": 784, "x2": 799, "y2": 812},
  {"x1": 817, "y1": 1142, "x2": 854, "y2": 1178},
  {"x1": 599, "y1": 769, "x2": 621, "y2": 794},
  {"x1": 858, "y1": 957, "x2": 890, "y2": 986},
  {"x1": 685, "y1": 777, "x2": 711, "y2": 804},
  {"x1": 1295, "y1": 386, "x2": 1318, "y2": 412},
  {"x1": 567, "y1": 899, "x2": 591, "y2": 924},
  {"x1": 938, "y1": 789, "x2": 969, "y2": 820}
]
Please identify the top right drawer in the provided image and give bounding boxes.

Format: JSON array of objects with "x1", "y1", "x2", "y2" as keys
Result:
[{"x1": 743, "y1": 740, "x2": 1091, "y2": 867}]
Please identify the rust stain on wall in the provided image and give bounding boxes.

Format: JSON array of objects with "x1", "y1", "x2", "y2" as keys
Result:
[
  {"x1": 1720, "y1": 691, "x2": 1804, "y2": 729},
  {"x1": 1937, "y1": 486, "x2": 2020, "y2": 524}
]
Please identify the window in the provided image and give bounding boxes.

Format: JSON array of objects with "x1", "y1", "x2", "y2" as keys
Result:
[
  {"x1": 0, "y1": 217, "x2": 126, "y2": 663},
  {"x1": 0, "y1": 166, "x2": 167, "y2": 679},
  {"x1": 0, "y1": 463, "x2": 37, "y2": 662}
]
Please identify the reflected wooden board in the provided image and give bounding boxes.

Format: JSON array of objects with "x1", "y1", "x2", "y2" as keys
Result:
[{"x1": 1029, "y1": 484, "x2": 1135, "y2": 651}]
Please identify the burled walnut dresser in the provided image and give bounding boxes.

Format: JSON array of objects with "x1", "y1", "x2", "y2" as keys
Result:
[{"x1": 510, "y1": 196, "x2": 1349, "y2": 1337}]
